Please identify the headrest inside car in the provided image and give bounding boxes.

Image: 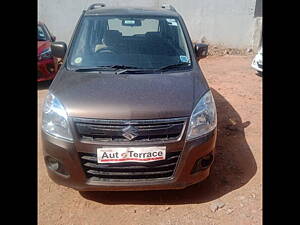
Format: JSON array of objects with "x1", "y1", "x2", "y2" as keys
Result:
[
  {"x1": 103, "y1": 30, "x2": 122, "y2": 46},
  {"x1": 145, "y1": 32, "x2": 162, "y2": 40}
]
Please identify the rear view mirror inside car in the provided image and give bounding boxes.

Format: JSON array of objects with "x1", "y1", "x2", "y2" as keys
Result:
[{"x1": 122, "y1": 19, "x2": 142, "y2": 26}]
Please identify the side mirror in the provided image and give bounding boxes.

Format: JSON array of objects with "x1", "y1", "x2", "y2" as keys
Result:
[
  {"x1": 51, "y1": 35, "x2": 56, "y2": 42},
  {"x1": 51, "y1": 42, "x2": 67, "y2": 59},
  {"x1": 195, "y1": 43, "x2": 208, "y2": 60}
]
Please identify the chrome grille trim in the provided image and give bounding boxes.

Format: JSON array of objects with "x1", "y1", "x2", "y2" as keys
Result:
[{"x1": 72, "y1": 117, "x2": 188, "y2": 144}]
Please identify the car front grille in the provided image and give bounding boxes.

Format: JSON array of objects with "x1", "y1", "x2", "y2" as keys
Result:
[
  {"x1": 79, "y1": 151, "x2": 181, "y2": 181},
  {"x1": 73, "y1": 117, "x2": 187, "y2": 143}
]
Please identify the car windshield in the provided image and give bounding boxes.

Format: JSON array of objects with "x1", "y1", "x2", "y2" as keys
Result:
[
  {"x1": 38, "y1": 25, "x2": 49, "y2": 41},
  {"x1": 67, "y1": 16, "x2": 192, "y2": 70}
]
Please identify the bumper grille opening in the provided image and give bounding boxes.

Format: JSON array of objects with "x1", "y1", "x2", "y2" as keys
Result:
[
  {"x1": 191, "y1": 152, "x2": 214, "y2": 174},
  {"x1": 79, "y1": 151, "x2": 181, "y2": 181},
  {"x1": 45, "y1": 156, "x2": 68, "y2": 176},
  {"x1": 73, "y1": 118, "x2": 187, "y2": 143}
]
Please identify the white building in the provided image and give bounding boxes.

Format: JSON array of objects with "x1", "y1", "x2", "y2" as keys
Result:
[{"x1": 38, "y1": 0, "x2": 262, "y2": 51}]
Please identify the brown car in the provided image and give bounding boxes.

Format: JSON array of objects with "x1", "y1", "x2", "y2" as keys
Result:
[{"x1": 41, "y1": 3, "x2": 217, "y2": 191}]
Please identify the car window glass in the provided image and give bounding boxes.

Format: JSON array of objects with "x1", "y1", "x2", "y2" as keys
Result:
[
  {"x1": 68, "y1": 16, "x2": 191, "y2": 70},
  {"x1": 38, "y1": 26, "x2": 47, "y2": 41},
  {"x1": 72, "y1": 19, "x2": 90, "y2": 57}
]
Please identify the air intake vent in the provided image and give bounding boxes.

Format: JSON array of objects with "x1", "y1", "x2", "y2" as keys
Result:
[{"x1": 79, "y1": 151, "x2": 181, "y2": 181}]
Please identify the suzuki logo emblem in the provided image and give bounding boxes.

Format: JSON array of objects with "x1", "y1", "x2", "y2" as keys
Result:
[{"x1": 122, "y1": 125, "x2": 139, "y2": 141}]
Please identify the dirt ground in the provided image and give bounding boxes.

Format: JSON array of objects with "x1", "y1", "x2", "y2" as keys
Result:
[{"x1": 38, "y1": 55, "x2": 262, "y2": 225}]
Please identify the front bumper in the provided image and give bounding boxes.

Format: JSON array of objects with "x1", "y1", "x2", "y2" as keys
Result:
[
  {"x1": 251, "y1": 54, "x2": 263, "y2": 72},
  {"x1": 41, "y1": 129, "x2": 217, "y2": 191}
]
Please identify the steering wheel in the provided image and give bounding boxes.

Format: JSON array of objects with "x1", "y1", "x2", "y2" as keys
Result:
[{"x1": 96, "y1": 47, "x2": 115, "y2": 54}]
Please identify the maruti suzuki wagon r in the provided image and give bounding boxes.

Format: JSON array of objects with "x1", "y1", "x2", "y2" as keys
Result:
[{"x1": 41, "y1": 3, "x2": 217, "y2": 191}]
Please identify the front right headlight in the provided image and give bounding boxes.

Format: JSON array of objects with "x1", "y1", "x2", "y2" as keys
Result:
[
  {"x1": 186, "y1": 90, "x2": 217, "y2": 140},
  {"x1": 42, "y1": 93, "x2": 73, "y2": 141}
]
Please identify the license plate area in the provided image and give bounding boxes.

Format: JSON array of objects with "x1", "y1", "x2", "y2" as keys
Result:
[{"x1": 97, "y1": 147, "x2": 166, "y2": 163}]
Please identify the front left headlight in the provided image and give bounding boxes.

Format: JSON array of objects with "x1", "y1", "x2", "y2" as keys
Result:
[
  {"x1": 38, "y1": 47, "x2": 52, "y2": 61},
  {"x1": 187, "y1": 90, "x2": 217, "y2": 140},
  {"x1": 42, "y1": 93, "x2": 73, "y2": 141}
]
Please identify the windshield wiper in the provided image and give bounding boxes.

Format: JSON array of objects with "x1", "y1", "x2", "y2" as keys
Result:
[
  {"x1": 157, "y1": 62, "x2": 191, "y2": 72},
  {"x1": 108, "y1": 65, "x2": 151, "y2": 75},
  {"x1": 115, "y1": 69, "x2": 155, "y2": 75},
  {"x1": 74, "y1": 65, "x2": 139, "y2": 72},
  {"x1": 74, "y1": 66, "x2": 114, "y2": 72},
  {"x1": 115, "y1": 63, "x2": 191, "y2": 75},
  {"x1": 110, "y1": 65, "x2": 140, "y2": 69}
]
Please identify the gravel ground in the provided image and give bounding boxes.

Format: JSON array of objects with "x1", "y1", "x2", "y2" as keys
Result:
[{"x1": 38, "y1": 55, "x2": 262, "y2": 225}]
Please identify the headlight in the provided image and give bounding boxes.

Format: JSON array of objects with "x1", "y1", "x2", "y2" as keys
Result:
[
  {"x1": 39, "y1": 47, "x2": 52, "y2": 60},
  {"x1": 187, "y1": 90, "x2": 217, "y2": 140},
  {"x1": 42, "y1": 93, "x2": 73, "y2": 141}
]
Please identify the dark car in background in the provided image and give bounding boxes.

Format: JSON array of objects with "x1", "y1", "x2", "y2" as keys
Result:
[
  {"x1": 38, "y1": 22, "x2": 59, "y2": 82},
  {"x1": 41, "y1": 3, "x2": 217, "y2": 191}
]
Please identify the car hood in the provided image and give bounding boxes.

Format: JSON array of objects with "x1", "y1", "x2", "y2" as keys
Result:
[
  {"x1": 38, "y1": 41, "x2": 50, "y2": 55},
  {"x1": 50, "y1": 70, "x2": 209, "y2": 120}
]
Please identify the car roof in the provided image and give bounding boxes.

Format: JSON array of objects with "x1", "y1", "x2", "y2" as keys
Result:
[{"x1": 85, "y1": 7, "x2": 180, "y2": 17}]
